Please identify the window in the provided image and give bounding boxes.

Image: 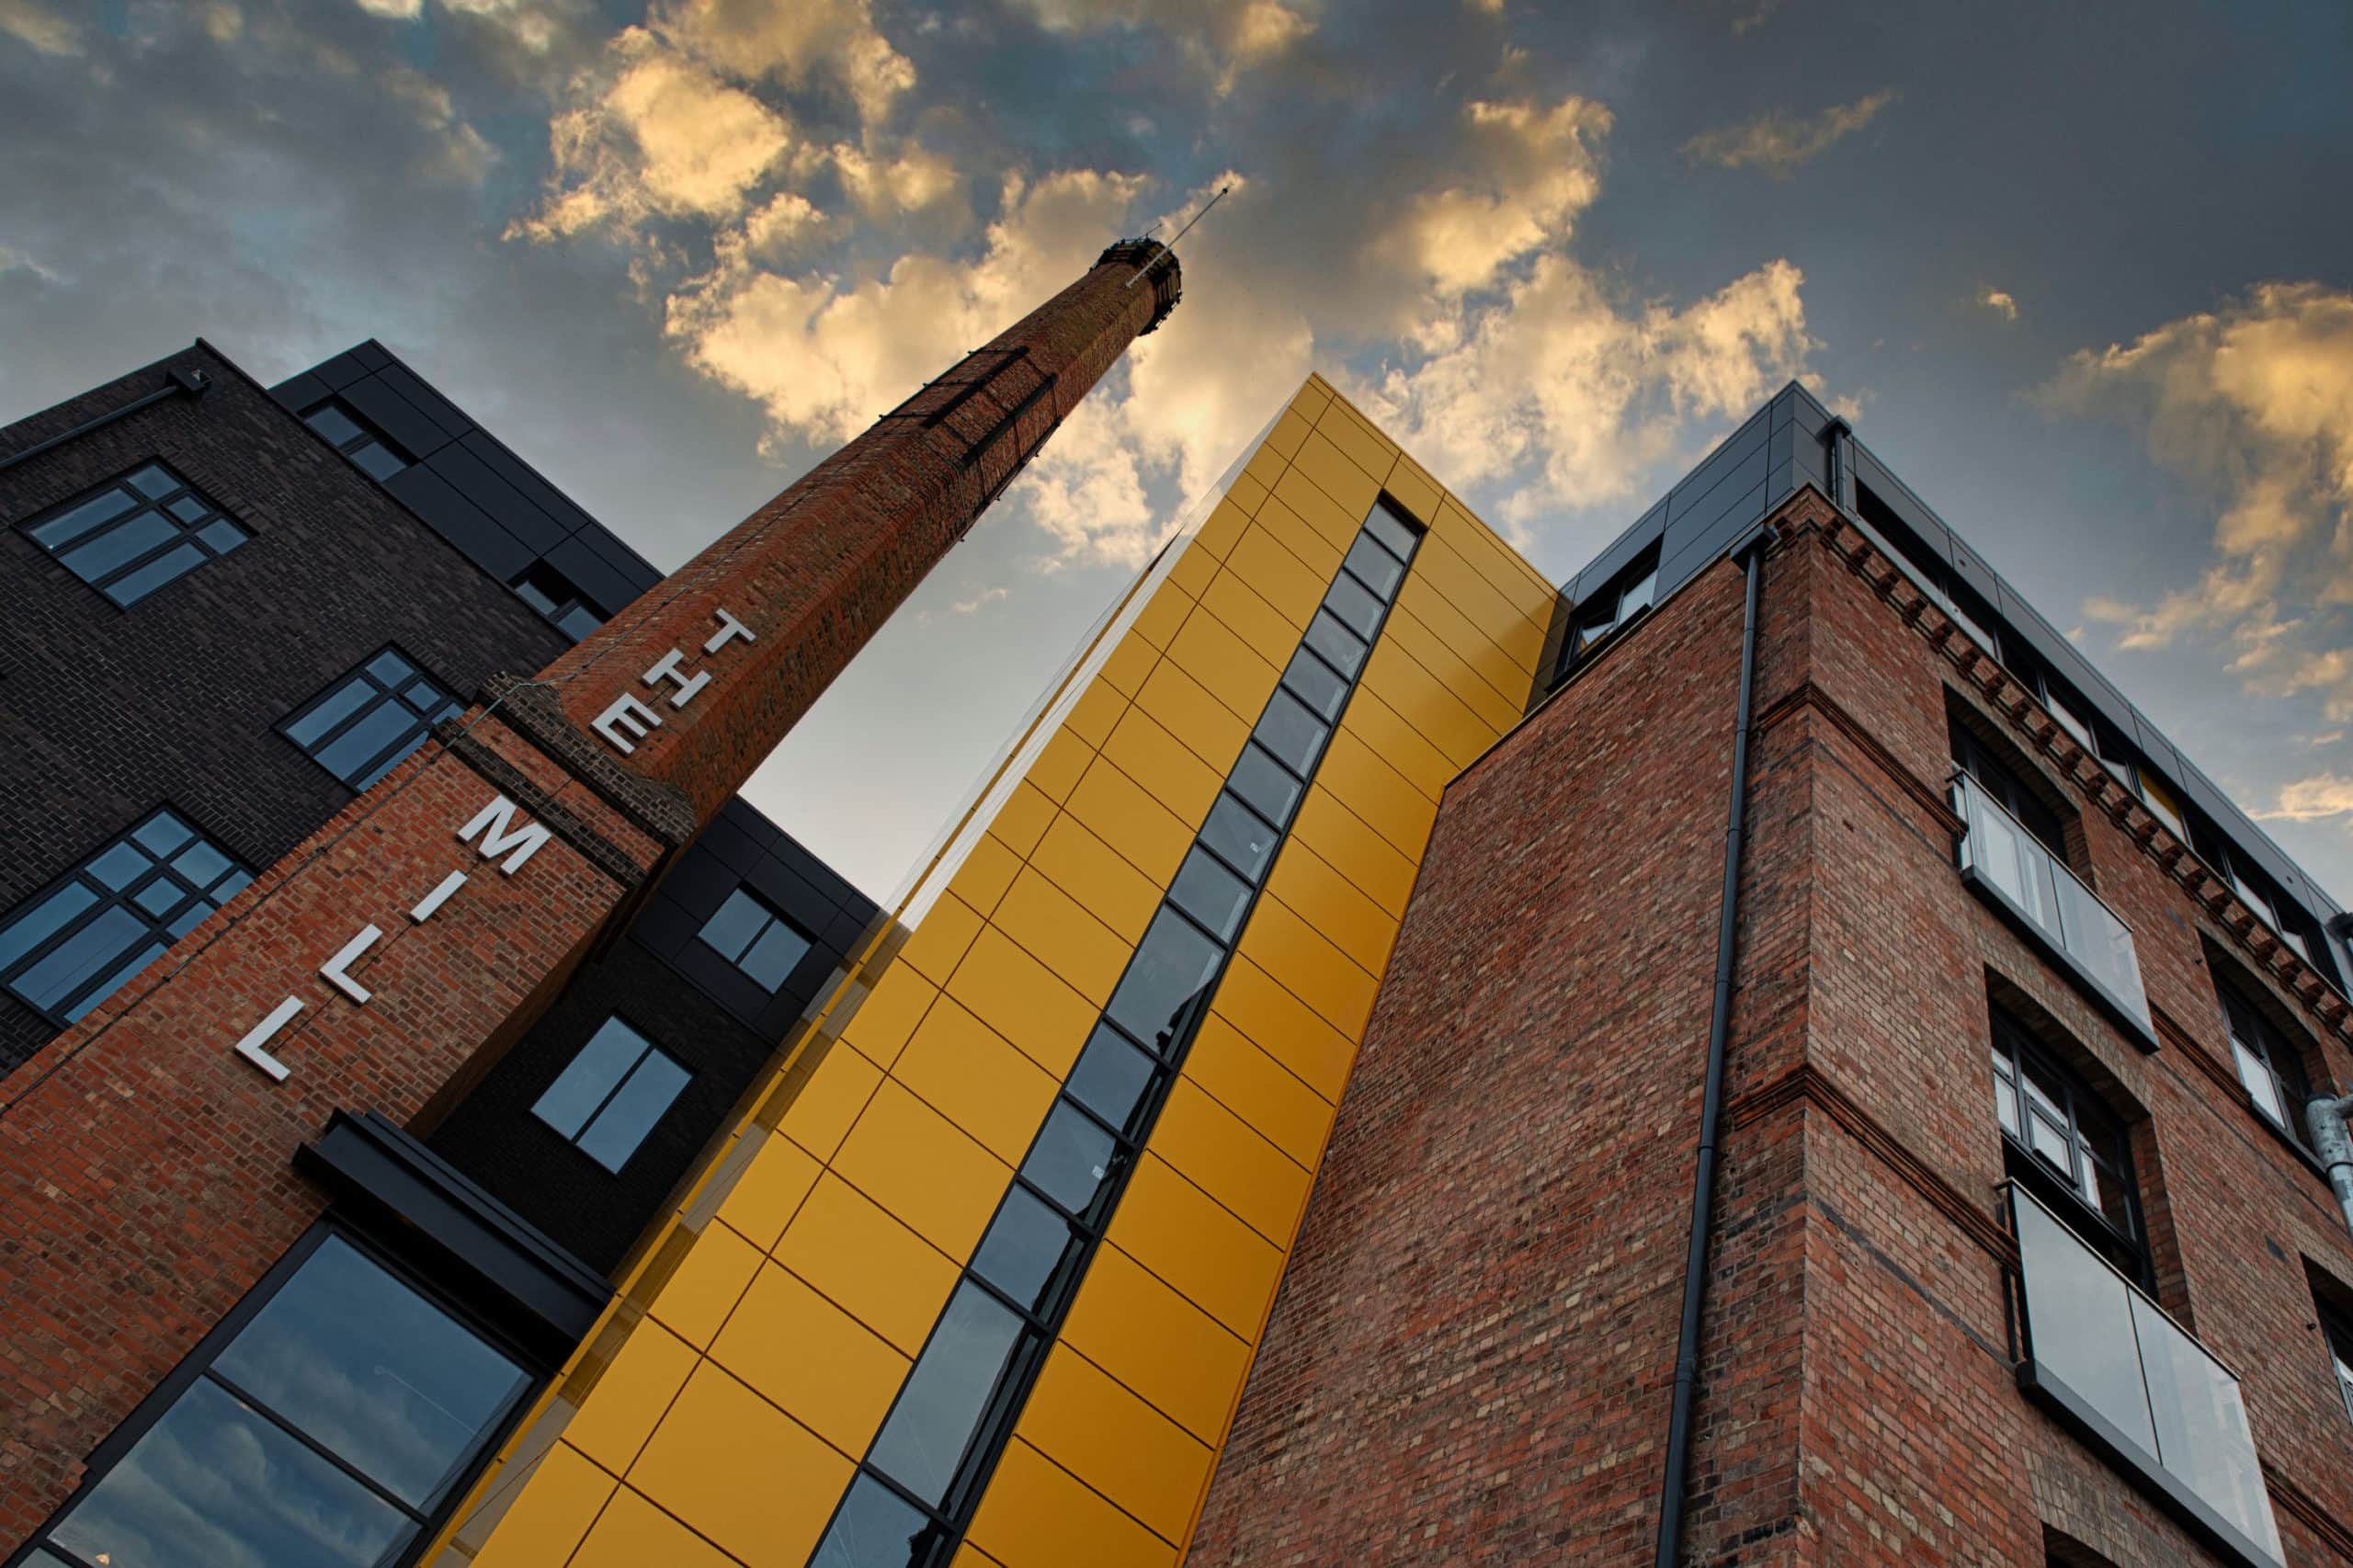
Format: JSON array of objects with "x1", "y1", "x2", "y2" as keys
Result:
[
  {"x1": 29, "y1": 1228, "x2": 529, "y2": 1567},
  {"x1": 1952, "y1": 719, "x2": 2068, "y2": 858},
  {"x1": 1562, "y1": 545, "x2": 1661, "y2": 671},
  {"x1": 510, "y1": 562, "x2": 603, "y2": 642},
  {"x1": 0, "y1": 809, "x2": 250, "y2": 1025},
  {"x1": 2326, "y1": 1308, "x2": 2353, "y2": 1432},
  {"x1": 696, "y1": 886, "x2": 813, "y2": 992},
  {"x1": 2138, "y1": 768, "x2": 2188, "y2": 840},
  {"x1": 1989, "y1": 1008, "x2": 2143, "y2": 1276},
  {"x1": 18, "y1": 460, "x2": 247, "y2": 606},
  {"x1": 302, "y1": 397, "x2": 411, "y2": 480},
  {"x1": 531, "y1": 1016, "x2": 690, "y2": 1172},
  {"x1": 281, "y1": 648, "x2": 462, "y2": 790},
  {"x1": 2218, "y1": 983, "x2": 2316, "y2": 1147}
]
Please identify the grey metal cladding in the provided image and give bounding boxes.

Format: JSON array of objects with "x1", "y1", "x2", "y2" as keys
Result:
[
  {"x1": 376, "y1": 362, "x2": 473, "y2": 444},
  {"x1": 350, "y1": 341, "x2": 392, "y2": 374},
  {"x1": 544, "y1": 534, "x2": 643, "y2": 619},
  {"x1": 581, "y1": 526, "x2": 663, "y2": 598},
  {"x1": 1572, "y1": 496, "x2": 1666, "y2": 604},
  {"x1": 341, "y1": 375, "x2": 455, "y2": 461},
  {"x1": 1993, "y1": 582, "x2": 2133, "y2": 735},
  {"x1": 311, "y1": 350, "x2": 369, "y2": 392},
  {"x1": 2131, "y1": 712, "x2": 2184, "y2": 787},
  {"x1": 461, "y1": 431, "x2": 603, "y2": 540},
  {"x1": 1661, "y1": 479, "x2": 1767, "y2": 592},
  {"x1": 268, "y1": 372, "x2": 329, "y2": 415},
  {"x1": 1667, "y1": 407, "x2": 1771, "y2": 525},
  {"x1": 383, "y1": 465, "x2": 535, "y2": 582},
  {"x1": 430, "y1": 441, "x2": 568, "y2": 555}
]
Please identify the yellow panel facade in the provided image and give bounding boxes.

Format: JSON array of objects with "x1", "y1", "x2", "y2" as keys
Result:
[{"x1": 449, "y1": 372, "x2": 1562, "y2": 1568}]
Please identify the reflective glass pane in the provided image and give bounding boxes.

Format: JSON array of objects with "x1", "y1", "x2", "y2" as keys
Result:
[
  {"x1": 556, "y1": 603, "x2": 603, "y2": 642},
  {"x1": 61, "y1": 510, "x2": 175, "y2": 580},
  {"x1": 366, "y1": 650, "x2": 415, "y2": 687},
  {"x1": 28, "y1": 486, "x2": 136, "y2": 547},
  {"x1": 214, "y1": 1235, "x2": 529, "y2": 1508},
  {"x1": 1253, "y1": 689, "x2": 1325, "y2": 776},
  {"x1": 1024, "y1": 1101, "x2": 1118, "y2": 1218},
  {"x1": 1362, "y1": 503, "x2": 1417, "y2": 561},
  {"x1": 2131, "y1": 1291, "x2": 2283, "y2": 1559},
  {"x1": 1066, "y1": 1026, "x2": 1156, "y2": 1137},
  {"x1": 2234, "y1": 1042, "x2": 2285, "y2": 1125},
  {"x1": 1170, "y1": 846, "x2": 1250, "y2": 941},
  {"x1": 531, "y1": 1016, "x2": 648, "y2": 1138},
  {"x1": 167, "y1": 494, "x2": 210, "y2": 524},
  {"x1": 401, "y1": 676, "x2": 445, "y2": 712},
  {"x1": 125, "y1": 464, "x2": 178, "y2": 500},
  {"x1": 1302, "y1": 609, "x2": 1366, "y2": 677},
  {"x1": 868, "y1": 1282, "x2": 1025, "y2": 1506},
  {"x1": 1281, "y1": 647, "x2": 1348, "y2": 721},
  {"x1": 167, "y1": 903, "x2": 212, "y2": 939},
  {"x1": 287, "y1": 678, "x2": 374, "y2": 752},
  {"x1": 13, "y1": 904, "x2": 145, "y2": 1013},
  {"x1": 2028, "y1": 1111, "x2": 2074, "y2": 1176},
  {"x1": 196, "y1": 519, "x2": 247, "y2": 555},
  {"x1": 305, "y1": 403, "x2": 366, "y2": 447},
  {"x1": 1106, "y1": 907, "x2": 1222, "y2": 1054},
  {"x1": 313, "y1": 699, "x2": 420, "y2": 785},
  {"x1": 88, "y1": 841, "x2": 153, "y2": 890},
  {"x1": 971, "y1": 1187, "x2": 1076, "y2": 1313},
  {"x1": 103, "y1": 541, "x2": 207, "y2": 606},
  {"x1": 1199, "y1": 793, "x2": 1278, "y2": 882},
  {"x1": 0, "y1": 883, "x2": 97, "y2": 973},
  {"x1": 576, "y1": 1049, "x2": 689, "y2": 1171},
  {"x1": 173, "y1": 841, "x2": 231, "y2": 888},
  {"x1": 48, "y1": 1378, "x2": 411, "y2": 1568},
  {"x1": 351, "y1": 441, "x2": 407, "y2": 481},
  {"x1": 1995, "y1": 1079, "x2": 2018, "y2": 1136},
  {"x1": 1343, "y1": 534, "x2": 1404, "y2": 599},
  {"x1": 135, "y1": 813, "x2": 192, "y2": 856},
  {"x1": 740, "y1": 919, "x2": 813, "y2": 991},
  {"x1": 1323, "y1": 573, "x2": 1382, "y2": 639},
  {"x1": 811, "y1": 1473, "x2": 939, "y2": 1568},
  {"x1": 72, "y1": 939, "x2": 168, "y2": 1022},
  {"x1": 2013, "y1": 1189, "x2": 2158, "y2": 1455},
  {"x1": 2047, "y1": 866, "x2": 2148, "y2": 1027},
  {"x1": 698, "y1": 887, "x2": 769, "y2": 963},
  {"x1": 210, "y1": 870, "x2": 254, "y2": 903},
  {"x1": 135, "y1": 875, "x2": 188, "y2": 918},
  {"x1": 512, "y1": 578, "x2": 557, "y2": 616},
  {"x1": 1228, "y1": 744, "x2": 1302, "y2": 827}
]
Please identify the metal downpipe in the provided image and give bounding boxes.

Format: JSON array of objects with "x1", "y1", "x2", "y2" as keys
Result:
[
  {"x1": 1654, "y1": 532, "x2": 1770, "y2": 1568},
  {"x1": 2308, "y1": 1092, "x2": 2353, "y2": 1236}
]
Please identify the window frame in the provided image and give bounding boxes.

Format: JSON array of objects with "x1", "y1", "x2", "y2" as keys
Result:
[
  {"x1": 693, "y1": 885, "x2": 817, "y2": 994},
  {"x1": 529, "y1": 1013, "x2": 692, "y2": 1174},
  {"x1": 278, "y1": 645, "x2": 463, "y2": 792},
  {"x1": 509, "y1": 562, "x2": 603, "y2": 642},
  {"x1": 26, "y1": 1220, "x2": 537, "y2": 1568},
  {"x1": 2216, "y1": 981, "x2": 2318, "y2": 1151},
  {"x1": 301, "y1": 396, "x2": 412, "y2": 480},
  {"x1": 2324, "y1": 1306, "x2": 2353, "y2": 1434},
  {"x1": 1558, "y1": 544, "x2": 1662, "y2": 679},
  {"x1": 1952, "y1": 716, "x2": 2071, "y2": 862},
  {"x1": 16, "y1": 460, "x2": 249, "y2": 608},
  {"x1": 1989, "y1": 1007, "x2": 2147, "y2": 1282}
]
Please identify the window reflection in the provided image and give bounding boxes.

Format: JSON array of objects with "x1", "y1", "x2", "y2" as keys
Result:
[
  {"x1": 868, "y1": 1283, "x2": 1025, "y2": 1507},
  {"x1": 1105, "y1": 908, "x2": 1222, "y2": 1054}
]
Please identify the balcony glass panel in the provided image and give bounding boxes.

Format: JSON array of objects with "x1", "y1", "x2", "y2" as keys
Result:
[
  {"x1": 2012, "y1": 1187, "x2": 2284, "y2": 1568},
  {"x1": 1955, "y1": 775, "x2": 2153, "y2": 1040}
]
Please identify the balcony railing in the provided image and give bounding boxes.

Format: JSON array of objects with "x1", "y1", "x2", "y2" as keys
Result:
[
  {"x1": 1953, "y1": 773, "x2": 2156, "y2": 1051},
  {"x1": 2009, "y1": 1185, "x2": 2284, "y2": 1568}
]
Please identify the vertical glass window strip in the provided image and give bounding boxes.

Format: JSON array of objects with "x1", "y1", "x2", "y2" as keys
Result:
[
  {"x1": 33, "y1": 1230, "x2": 530, "y2": 1568},
  {"x1": 811, "y1": 495, "x2": 1424, "y2": 1568},
  {"x1": 510, "y1": 562, "x2": 605, "y2": 642},
  {"x1": 696, "y1": 886, "x2": 815, "y2": 992},
  {"x1": 530, "y1": 1016, "x2": 691, "y2": 1172},
  {"x1": 2220, "y1": 986, "x2": 2313, "y2": 1147},
  {"x1": 2327, "y1": 1312, "x2": 2353, "y2": 1430},
  {"x1": 0, "y1": 809, "x2": 251, "y2": 1024},
  {"x1": 280, "y1": 648, "x2": 461, "y2": 790},
  {"x1": 1988, "y1": 1011, "x2": 2143, "y2": 1268},
  {"x1": 302, "y1": 397, "x2": 411, "y2": 480},
  {"x1": 19, "y1": 461, "x2": 248, "y2": 606}
]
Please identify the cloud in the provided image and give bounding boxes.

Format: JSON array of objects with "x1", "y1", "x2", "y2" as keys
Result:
[
  {"x1": 0, "y1": 0, "x2": 82, "y2": 54},
  {"x1": 833, "y1": 136, "x2": 959, "y2": 218},
  {"x1": 655, "y1": 0, "x2": 915, "y2": 125},
  {"x1": 1006, "y1": 0, "x2": 1314, "y2": 94},
  {"x1": 1980, "y1": 287, "x2": 2018, "y2": 321},
  {"x1": 2255, "y1": 771, "x2": 2353, "y2": 824},
  {"x1": 950, "y1": 585, "x2": 1011, "y2": 614},
  {"x1": 1399, "y1": 96, "x2": 1610, "y2": 299},
  {"x1": 1730, "y1": 0, "x2": 1785, "y2": 35},
  {"x1": 2052, "y1": 282, "x2": 2353, "y2": 717},
  {"x1": 1683, "y1": 89, "x2": 1896, "y2": 177}
]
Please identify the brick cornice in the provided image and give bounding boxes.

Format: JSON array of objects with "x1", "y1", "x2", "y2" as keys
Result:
[
  {"x1": 1754, "y1": 679, "x2": 1964, "y2": 837},
  {"x1": 1815, "y1": 517, "x2": 2353, "y2": 1054},
  {"x1": 1727, "y1": 1060, "x2": 2018, "y2": 1267},
  {"x1": 2263, "y1": 1461, "x2": 2353, "y2": 1563}
]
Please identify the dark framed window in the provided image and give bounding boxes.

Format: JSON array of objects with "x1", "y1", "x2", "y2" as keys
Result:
[
  {"x1": 696, "y1": 886, "x2": 813, "y2": 993},
  {"x1": 302, "y1": 397, "x2": 411, "y2": 480},
  {"x1": 28, "y1": 1225, "x2": 531, "y2": 1568},
  {"x1": 1989, "y1": 1008, "x2": 2143, "y2": 1278},
  {"x1": 2190, "y1": 823, "x2": 2317, "y2": 965},
  {"x1": 2218, "y1": 982, "x2": 2316, "y2": 1147},
  {"x1": 0, "y1": 809, "x2": 251, "y2": 1026},
  {"x1": 1561, "y1": 544, "x2": 1660, "y2": 675},
  {"x1": 510, "y1": 562, "x2": 602, "y2": 642},
  {"x1": 281, "y1": 648, "x2": 461, "y2": 791},
  {"x1": 17, "y1": 460, "x2": 248, "y2": 606},
  {"x1": 531, "y1": 1016, "x2": 690, "y2": 1172},
  {"x1": 2325, "y1": 1307, "x2": 2353, "y2": 1432},
  {"x1": 1952, "y1": 717, "x2": 2069, "y2": 860},
  {"x1": 811, "y1": 493, "x2": 1426, "y2": 1568}
]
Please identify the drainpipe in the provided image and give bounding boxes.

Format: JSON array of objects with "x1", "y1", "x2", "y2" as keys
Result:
[
  {"x1": 2309, "y1": 1092, "x2": 2353, "y2": 1236},
  {"x1": 1823, "y1": 415, "x2": 1853, "y2": 513},
  {"x1": 1654, "y1": 528, "x2": 1772, "y2": 1568}
]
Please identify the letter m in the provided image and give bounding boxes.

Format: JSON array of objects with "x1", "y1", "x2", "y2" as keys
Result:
[{"x1": 458, "y1": 794, "x2": 552, "y2": 875}]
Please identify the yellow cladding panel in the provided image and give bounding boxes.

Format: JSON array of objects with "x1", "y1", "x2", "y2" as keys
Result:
[
  {"x1": 1414, "y1": 534, "x2": 1548, "y2": 672},
  {"x1": 889, "y1": 995, "x2": 1060, "y2": 1165},
  {"x1": 1167, "y1": 537, "x2": 1217, "y2": 600},
  {"x1": 1268, "y1": 464, "x2": 1365, "y2": 557},
  {"x1": 1383, "y1": 457, "x2": 1442, "y2": 528},
  {"x1": 1024, "y1": 727, "x2": 1095, "y2": 805},
  {"x1": 712, "y1": 1261, "x2": 908, "y2": 1458},
  {"x1": 1263, "y1": 834, "x2": 1400, "y2": 979},
  {"x1": 715, "y1": 1131, "x2": 821, "y2": 1251},
  {"x1": 1359, "y1": 641, "x2": 1494, "y2": 769},
  {"x1": 1313, "y1": 399, "x2": 1400, "y2": 485},
  {"x1": 779, "y1": 1040, "x2": 882, "y2": 1162},
  {"x1": 1104, "y1": 1153, "x2": 1286, "y2": 1338},
  {"x1": 967, "y1": 1438, "x2": 1177, "y2": 1568},
  {"x1": 1163, "y1": 607, "x2": 1281, "y2": 725},
  {"x1": 831, "y1": 1078, "x2": 1011, "y2": 1261},
  {"x1": 1249, "y1": 491, "x2": 1343, "y2": 577},
  {"x1": 1235, "y1": 892, "x2": 1379, "y2": 1041},
  {"x1": 1378, "y1": 598, "x2": 1526, "y2": 733},
  {"x1": 1314, "y1": 727, "x2": 1439, "y2": 858},
  {"x1": 1435, "y1": 494, "x2": 1558, "y2": 614},
  {"x1": 568, "y1": 1484, "x2": 734, "y2": 1568},
  {"x1": 952, "y1": 1550, "x2": 1013, "y2": 1568},
  {"x1": 1225, "y1": 468, "x2": 1268, "y2": 518},
  {"x1": 1200, "y1": 564, "x2": 1306, "y2": 665},
  {"x1": 1288, "y1": 428, "x2": 1383, "y2": 523},
  {"x1": 1224, "y1": 524, "x2": 1325, "y2": 625},
  {"x1": 1336, "y1": 685, "x2": 1453, "y2": 801},
  {"x1": 1182, "y1": 1013, "x2": 1337, "y2": 1167},
  {"x1": 1290, "y1": 376, "x2": 1333, "y2": 422},
  {"x1": 774, "y1": 1174, "x2": 960, "y2": 1356},
  {"x1": 1194, "y1": 496, "x2": 1248, "y2": 560},
  {"x1": 1062, "y1": 672, "x2": 1129, "y2": 748},
  {"x1": 1131, "y1": 577, "x2": 1195, "y2": 650},
  {"x1": 649, "y1": 1220, "x2": 760, "y2": 1350},
  {"x1": 1134, "y1": 659, "x2": 1250, "y2": 776},
  {"x1": 949, "y1": 926, "x2": 1098, "y2": 1076},
  {"x1": 1262, "y1": 405, "x2": 1312, "y2": 460},
  {"x1": 992, "y1": 866, "x2": 1132, "y2": 1006},
  {"x1": 1097, "y1": 628, "x2": 1159, "y2": 699},
  {"x1": 1239, "y1": 436, "x2": 1289, "y2": 497},
  {"x1": 989, "y1": 780, "x2": 1057, "y2": 858},
  {"x1": 1290, "y1": 788, "x2": 1416, "y2": 918},
  {"x1": 1029, "y1": 812, "x2": 1162, "y2": 942},
  {"x1": 1146, "y1": 1077, "x2": 1313, "y2": 1245},
  {"x1": 1060, "y1": 1243, "x2": 1252, "y2": 1444},
  {"x1": 1064, "y1": 754, "x2": 1194, "y2": 885},
  {"x1": 468, "y1": 1441, "x2": 612, "y2": 1568},
  {"x1": 1101, "y1": 708, "x2": 1223, "y2": 826},
  {"x1": 841, "y1": 967, "x2": 938, "y2": 1069},
  {"x1": 1016, "y1": 1343, "x2": 1215, "y2": 1544},
  {"x1": 1211, "y1": 953, "x2": 1356, "y2": 1100},
  {"x1": 943, "y1": 833, "x2": 1022, "y2": 920},
  {"x1": 628, "y1": 1363, "x2": 847, "y2": 1567},
  {"x1": 899, "y1": 892, "x2": 985, "y2": 987},
  {"x1": 563, "y1": 1318, "x2": 698, "y2": 1477},
  {"x1": 1392, "y1": 573, "x2": 1536, "y2": 713}
]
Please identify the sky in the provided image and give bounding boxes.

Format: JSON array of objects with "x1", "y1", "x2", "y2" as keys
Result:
[{"x1": 3, "y1": 0, "x2": 2352, "y2": 906}]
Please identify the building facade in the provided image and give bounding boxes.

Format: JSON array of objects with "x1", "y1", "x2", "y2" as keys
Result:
[{"x1": 6, "y1": 240, "x2": 2353, "y2": 1568}]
